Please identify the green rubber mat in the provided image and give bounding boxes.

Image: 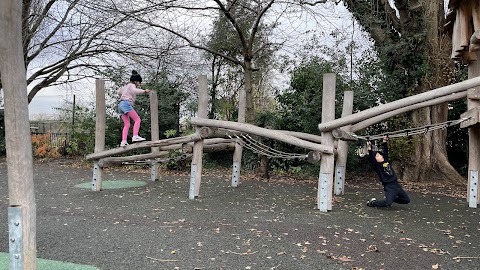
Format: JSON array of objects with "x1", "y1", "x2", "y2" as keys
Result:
[
  {"x1": 0, "y1": 252, "x2": 99, "y2": 270},
  {"x1": 75, "y1": 180, "x2": 147, "y2": 189}
]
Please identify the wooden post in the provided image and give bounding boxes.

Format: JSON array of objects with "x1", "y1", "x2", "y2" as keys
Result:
[
  {"x1": 232, "y1": 77, "x2": 247, "y2": 187},
  {"x1": 335, "y1": 91, "x2": 353, "y2": 195},
  {"x1": 318, "y1": 73, "x2": 336, "y2": 212},
  {"x1": 150, "y1": 91, "x2": 160, "y2": 181},
  {"x1": 93, "y1": 79, "x2": 106, "y2": 191},
  {"x1": 189, "y1": 75, "x2": 208, "y2": 199},
  {"x1": 0, "y1": 1, "x2": 37, "y2": 268},
  {"x1": 468, "y1": 54, "x2": 480, "y2": 208}
]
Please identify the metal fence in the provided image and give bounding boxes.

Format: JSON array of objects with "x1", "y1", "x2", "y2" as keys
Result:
[{"x1": 31, "y1": 132, "x2": 70, "y2": 148}]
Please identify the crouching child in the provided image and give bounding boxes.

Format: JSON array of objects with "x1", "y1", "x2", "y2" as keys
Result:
[{"x1": 366, "y1": 136, "x2": 410, "y2": 208}]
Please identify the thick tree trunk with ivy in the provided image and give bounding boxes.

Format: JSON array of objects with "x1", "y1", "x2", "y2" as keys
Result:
[{"x1": 344, "y1": 0, "x2": 464, "y2": 183}]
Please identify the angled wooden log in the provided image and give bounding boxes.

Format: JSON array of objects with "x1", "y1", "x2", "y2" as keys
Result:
[
  {"x1": 182, "y1": 139, "x2": 236, "y2": 153},
  {"x1": 190, "y1": 118, "x2": 334, "y2": 154},
  {"x1": 182, "y1": 138, "x2": 235, "y2": 153},
  {"x1": 208, "y1": 128, "x2": 244, "y2": 138},
  {"x1": 86, "y1": 132, "x2": 208, "y2": 160},
  {"x1": 98, "y1": 151, "x2": 169, "y2": 168},
  {"x1": 332, "y1": 128, "x2": 358, "y2": 141},
  {"x1": 278, "y1": 130, "x2": 323, "y2": 144},
  {"x1": 318, "y1": 76, "x2": 480, "y2": 132},
  {"x1": 203, "y1": 142, "x2": 236, "y2": 153},
  {"x1": 350, "y1": 91, "x2": 467, "y2": 132},
  {"x1": 208, "y1": 127, "x2": 323, "y2": 144}
]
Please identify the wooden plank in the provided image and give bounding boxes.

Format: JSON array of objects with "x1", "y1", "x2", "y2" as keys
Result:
[
  {"x1": 190, "y1": 118, "x2": 334, "y2": 154},
  {"x1": 318, "y1": 76, "x2": 480, "y2": 132},
  {"x1": 0, "y1": 1, "x2": 37, "y2": 267}
]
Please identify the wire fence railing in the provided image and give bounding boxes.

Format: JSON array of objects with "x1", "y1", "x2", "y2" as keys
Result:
[{"x1": 31, "y1": 132, "x2": 70, "y2": 148}]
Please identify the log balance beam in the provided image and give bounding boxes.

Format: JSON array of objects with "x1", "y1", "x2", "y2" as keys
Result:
[
  {"x1": 86, "y1": 127, "x2": 212, "y2": 161},
  {"x1": 190, "y1": 117, "x2": 334, "y2": 154}
]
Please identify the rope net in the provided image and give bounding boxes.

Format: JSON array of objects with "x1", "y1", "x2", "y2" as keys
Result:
[{"x1": 219, "y1": 128, "x2": 309, "y2": 160}]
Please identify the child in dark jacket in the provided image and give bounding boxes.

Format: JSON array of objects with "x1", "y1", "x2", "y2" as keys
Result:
[{"x1": 366, "y1": 136, "x2": 410, "y2": 208}]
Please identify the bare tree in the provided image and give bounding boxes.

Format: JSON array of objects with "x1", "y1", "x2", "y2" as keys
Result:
[
  {"x1": 0, "y1": 0, "x2": 175, "y2": 103},
  {"x1": 113, "y1": 0, "x2": 331, "y2": 123}
]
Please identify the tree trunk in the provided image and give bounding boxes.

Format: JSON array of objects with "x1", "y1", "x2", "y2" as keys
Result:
[
  {"x1": 258, "y1": 155, "x2": 270, "y2": 179},
  {"x1": 401, "y1": 105, "x2": 465, "y2": 183},
  {"x1": 244, "y1": 60, "x2": 255, "y2": 123},
  {"x1": 401, "y1": 1, "x2": 465, "y2": 183}
]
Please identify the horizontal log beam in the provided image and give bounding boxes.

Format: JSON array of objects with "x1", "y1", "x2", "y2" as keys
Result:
[
  {"x1": 190, "y1": 118, "x2": 334, "y2": 154},
  {"x1": 86, "y1": 131, "x2": 208, "y2": 160},
  {"x1": 318, "y1": 76, "x2": 480, "y2": 132},
  {"x1": 98, "y1": 151, "x2": 169, "y2": 167},
  {"x1": 332, "y1": 129, "x2": 358, "y2": 141},
  {"x1": 351, "y1": 91, "x2": 467, "y2": 132}
]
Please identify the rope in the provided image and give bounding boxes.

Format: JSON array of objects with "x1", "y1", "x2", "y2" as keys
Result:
[
  {"x1": 218, "y1": 128, "x2": 308, "y2": 160},
  {"x1": 240, "y1": 134, "x2": 308, "y2": 159},
  {"x1": 349, "y1": 117, "x2": 470, "y2": 141}
]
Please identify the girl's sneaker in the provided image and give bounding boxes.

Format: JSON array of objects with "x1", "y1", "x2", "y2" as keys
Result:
[
  {"x1": 132, "y1": 135, "x2": 146, "y2": 142},
  {"x1": 120, "y1": 141, "x2": 129, "y2": 147}
]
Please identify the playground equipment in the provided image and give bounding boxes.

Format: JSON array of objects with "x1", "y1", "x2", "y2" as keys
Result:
[
  {"x1": 87, "y1": 1, "x2": 480, "y2": 211},
  {"x1": 87, "y1": 73, "x2": 480, "y2": 212}
]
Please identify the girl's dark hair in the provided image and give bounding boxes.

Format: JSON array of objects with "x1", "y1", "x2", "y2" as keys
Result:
[{"x1": 130, "y1": 70, "x2": 142, "y2": 83}]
